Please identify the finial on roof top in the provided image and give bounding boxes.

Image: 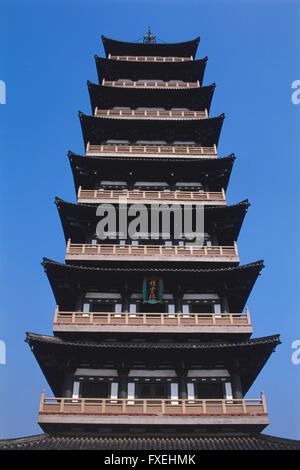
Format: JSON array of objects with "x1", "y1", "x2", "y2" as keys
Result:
[{"x1": 143, "y1": 26, "x2": 156, "y2": 44}]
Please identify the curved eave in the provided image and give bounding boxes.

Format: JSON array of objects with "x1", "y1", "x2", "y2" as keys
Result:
[
  {"x1": 101, "y1": 35, "x2": 200, "y2": 59},
  {"x1": 25, "y1": 331, "x2": 280, "y2": 397},
  {"x1": 95, "y1": 56, "x2": 207, "y2": 84},
  {"x1": 87, "y1": 81, "x2": 215, "y2": 114},
  {"x1": 55, "y1": 197, "x2": 249, "y2": 245},
  {"x1": 68, "y1": 151, "x2": 235, "y2": 194},
  {"x1": 79, "y1": 112, "x2": 225, "y2": 148},
  {"x1": 41, "y1": 257, "x2": 265, "y2": 313}
]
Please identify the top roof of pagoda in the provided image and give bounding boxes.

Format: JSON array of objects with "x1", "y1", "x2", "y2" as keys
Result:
[{"x1": 101, "y1": 35, "x2": 200, "y2": 59}]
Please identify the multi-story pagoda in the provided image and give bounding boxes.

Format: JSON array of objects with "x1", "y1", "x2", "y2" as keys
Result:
[{"x1": 1, "y1": 31, "x2": 300, "y2": 451}]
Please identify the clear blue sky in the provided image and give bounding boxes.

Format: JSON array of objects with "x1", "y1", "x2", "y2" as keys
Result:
[{"x1": 0, "y1": 0, "x2": 299, "y2": 441}]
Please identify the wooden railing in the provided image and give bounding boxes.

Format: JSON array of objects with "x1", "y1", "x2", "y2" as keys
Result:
[
  {"x1": 77, "y1": 187, "x2": 226, "y2": 204},
  {"x1": 94, "y1": 108, "x2": 208, "y2": 119},
  {"x1": 54, "y1": 306, "x2": 251, "y2": 328},
  {"x1": 108, "y1": 54, "x2": 193, "y2": 62},
  {"x1": 86, "y1": 142, "x2": 218, "y2": 158},
  {"x1": 66, "y1": 241, "x2": 239, "y2": 260},
  {"x1": 39, "y1": 391, "x2": 267, "y2": 416},
  {"x1": 102, "y1": 79, "x2": 200, "y2": 89}
]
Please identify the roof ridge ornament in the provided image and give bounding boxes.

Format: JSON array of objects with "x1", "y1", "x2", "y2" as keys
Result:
[{"x1": 143, "y1": 26, "x2": 156, "y2": 44}]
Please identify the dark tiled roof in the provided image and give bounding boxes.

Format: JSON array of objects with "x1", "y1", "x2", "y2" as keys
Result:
[
  {"x1": 25, "y1": 332, "x2": 280, "y2": 396},
  {"x1": 101, "y1": 36, "x2": 200, "y2": 59},
  {"x1": 68, "y1": 152, "x2": 235, "y2": 193},
  {"x1": 95, "y1": 56, "x2": 207, "y2": 84},
  {"x1": 42, "y1": 256, "x2": 263, "y2": 274},
  {"x1": 26, "y1": 332, "x2": 280, "y2": 351},
  {"x1": 87, "y1": 81, "x2": 215, "y2": 114},
  {"x1": 79, "y1": 112, "x2": 224, "y2": 148},
  {"x1": 41, "y1": 258, "x2": 264, "y2": 313},
  {"x1": 1, "y1": 433, "x2": 299, "y2": 450},
  {"x1": 55, "y1": 197, "x2": 249, "y2": 245}
]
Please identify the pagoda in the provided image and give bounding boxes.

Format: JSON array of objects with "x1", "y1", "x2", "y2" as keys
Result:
[{"x1": 1, "y1": 30, "x2": 299, "y2": 451}]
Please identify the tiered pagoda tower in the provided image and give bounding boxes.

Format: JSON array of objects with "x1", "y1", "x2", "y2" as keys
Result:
[{"x1": 2, "y1": 31, "x2": 300, "y2": 451}]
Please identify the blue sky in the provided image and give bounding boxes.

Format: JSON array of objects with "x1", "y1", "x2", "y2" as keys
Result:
[{"x1": 0, "y1": 0, "x2": 299, "y2": 440}]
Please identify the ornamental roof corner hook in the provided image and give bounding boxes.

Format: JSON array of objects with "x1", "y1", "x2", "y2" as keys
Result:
[{"x1": 143, "y1": 26, "x2": 156, "y2": 44}]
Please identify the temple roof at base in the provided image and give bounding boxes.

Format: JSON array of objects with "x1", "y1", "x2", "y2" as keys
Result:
[
  {"x1": 101, "y1": 36, "x2": 200, "y2": 59},
  {"x1": 25, "y1": 332, "x2": 280, "y2": 397},
  {"x1": 87, "y1": 81, "x2": 215, "y2": 114},
  {"x1": 68, "y1": 152, "x2": 235, "y2": 193},
  {"x1": 42, "y1": 258, "x2": 263, "y2": 313},
  {"x1": 1, "y1": 432, "x2": 299, "y2": 450},
  {"x1": 79, "y1": 112, "x2": 224, "y2": 148}
]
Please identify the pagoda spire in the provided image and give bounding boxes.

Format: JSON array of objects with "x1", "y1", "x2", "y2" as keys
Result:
[{"x1": 143, "y1": 26, "x2": 156, "y2": 44}]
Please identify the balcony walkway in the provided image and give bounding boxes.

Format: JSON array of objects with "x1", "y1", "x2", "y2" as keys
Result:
[
  {"x1": 102, "y1": 79, "x2": 200, "y2": 88},
  {"x1": 86, "y1": 142, "x2": 217, "y2": 158},
  {"x1": 38, "y1": 391, "x2": 269, "y2": 429},
  {"x1": 77, "y1": 187, "x2": 226, "y2": 205},
  {"x1": 108, "y1": 54, "x2": 193, "y2": 62},
  {"x1": 53, "y1": 307, "x2": 252, "y2": 335},
  {"x1": 94, "y1": 108, "x2": 208, "y2": 120},
  {"x1": 65, "y1": 242, "x2": 239, "y2": 263}
]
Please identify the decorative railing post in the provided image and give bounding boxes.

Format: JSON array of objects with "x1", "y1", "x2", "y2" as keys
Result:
[
  {"x1": 54, "y1": 306, "x2": 59, "y2": 324},
  {"x1": 246, "y1": 307, "x2": 251, "y2": 325},
  {"x1": 59, "y1": 397, "x2": 64, "y2": 413},
  {"x1": 261, "y1": 391, "x2": 267, "y2": 413},
  {"x1": 242, "y1": 399, "x2": 247, "y2": 414},
  {"x1": 39, "y1": 389, "x2": 45, "y2": 413}
]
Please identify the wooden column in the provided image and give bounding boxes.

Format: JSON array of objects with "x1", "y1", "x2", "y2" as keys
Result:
[
  {"x1": 62, "y1": 369, "x2": 75, "y2": 398},
  {"x1": 117, "y1": 365, "x2": 129, "y2": 399},
  {"x1": 122, "y1": 297, "x2": 129, "y2": 313},
  {"x1": 178, "y1": 375, "x2": 188, "y2": 400},
  {"x1": 231, "y1": 371, "x2": 243, "y2": 399},
  {"x1": 176, "y1": 363, "x2": 188, "y2": 400}
]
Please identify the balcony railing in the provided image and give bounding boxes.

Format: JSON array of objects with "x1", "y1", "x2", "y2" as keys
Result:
[
  {"x1": 39, "y1": 390, "x2": 268, "y2": 418},
  {"x1": 102, "y1": 79, "x2": 200, "y2": 89},
  {"x1": 53, "y1": 306, "x2": 252, "y2": 335},
  {"x1": 77, "y1": 187, "x2": 226, "y2": 205},
  {"x1": 108, "y1": 54, "x2": 193, "y2": 62},
  {"x1": 86, "y1": 142, "x2": 218, "y2": 158},
  {"x1": 94, "y1": 108, "x2": 208, "y2": 120},
  {"x1": 65, "y1": 241, "x2": 239, "y2": 263}
]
